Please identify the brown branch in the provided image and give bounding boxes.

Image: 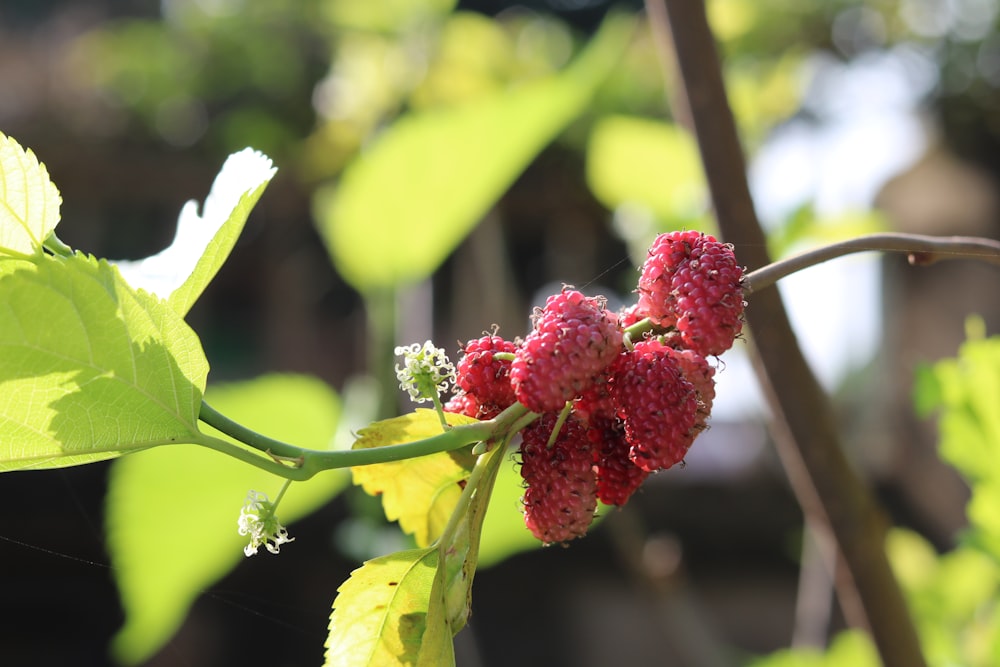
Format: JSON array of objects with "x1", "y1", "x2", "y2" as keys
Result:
[
  {"x1": 747, "y1": 232, "x2": 1000, "y2": 293},
  {"x1": 648, "y1": 1, "x2": 928, "y2": 665}
]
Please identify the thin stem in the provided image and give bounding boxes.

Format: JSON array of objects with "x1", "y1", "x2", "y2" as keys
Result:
[
  {"x1": 435, "y1": 440, "x2": 506, "y2": 549},
  {"x1": 43, "y1": 233, "x2": 75, "y2": 258},
  {"x1": 200, "y1": 401, "x2": 305, "y2": 461},
  {"x1": 746, "y1": 232, "x2": 1000, "y2": 294},
  {"x1": 198, "y1": 399, "x2": 531, "y2": 480}
]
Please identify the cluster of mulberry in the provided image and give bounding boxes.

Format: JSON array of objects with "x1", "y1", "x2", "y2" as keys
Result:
[{"x1": 445, "y1": 231, "x2": 746, "y2": 544}]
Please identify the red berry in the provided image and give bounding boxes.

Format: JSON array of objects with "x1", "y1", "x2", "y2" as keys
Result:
[
  {"x1": 519, "y1": 413, "x2": 597, "y2": 544},
  {"x1": 590, "y1": 418, "x2": 648, "y2": 506},
  {"x1": 671, "y1": 348, "x2": 716, "y2": 433},
  {"x1": 637, "y1": 231, "x2": 745, "y2": 356},
  {"x1": 610, "y1": 340, "x2": 700, "y2": 472},
  {"x1": 511, "y1": 289, "x2": 623, "y2": 413},
  {"x1": 443, "y1": 391, "x2": 503, "y2": 420},
  {"x1": 456, "y1": 335, "x2": 517, "y2": 408}
]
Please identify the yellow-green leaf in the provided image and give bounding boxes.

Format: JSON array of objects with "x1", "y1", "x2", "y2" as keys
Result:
[
  {"x1": 326, "y1": 547, "x2": 449, "y2": 667},
  {"x1": 107, "y1": 374, "x2": 345, "y2": 665},
  {"x1": 0, "y1": 254, "x2": 207, "y2": 471},
  {"x1": 586, "y1": 115, "x2": 706, "y2": 223},
  {"x1": 314, "y1": 13, "x2": 633, "y2": 292},
  {"x1": 351, "y1": 409, "x2": 477, "y2": 546},
  {"x1": 0, "y1": 131, "x2": 61, "y2": 257}
]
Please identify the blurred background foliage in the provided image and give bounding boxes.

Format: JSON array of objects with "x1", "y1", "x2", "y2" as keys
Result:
[{"x1": 3, "y1": 0, "x2": 1000, "y2": 665}]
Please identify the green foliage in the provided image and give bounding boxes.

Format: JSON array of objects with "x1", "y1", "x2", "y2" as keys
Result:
[
  {"x1": 166, "y1": 153, "x2": 276, "y2": 316},
  {"x1": 746, "y1": 629, "x2": 879, "y2": 667},
  {"x1": 586, "y1": 114, "x2": 707, "y2": 227},
  {"x1": 0, "y1": 254, "x2": 208, "y2": 471},
  {"x1": 328, "y1": 441, "x2": 507, "y2": 667},
  {"x1": 351, "y1": 409, "x2": 477, "y2": 547},
  {"x1": 327, "y1": 547, "x2": 454, "y2": 667},
  {"x1": 114, "y1": 148, "x2": 276, "y2": 315},
  {"x1": 914, "y1": 321, "x2": 1000, "y2": 559},
  {"x1": 313, "y1": 13, "x2": 634, "y2": 292},
  {"x1": 0, "y1": 132, "x2": 61, "y2": 258},
  {"x1": 106, "y1": 374, "x2": 345, "y2": 665},
  {"x1": 889, "y1": 529, "x2": 1000, "y2": 667}
]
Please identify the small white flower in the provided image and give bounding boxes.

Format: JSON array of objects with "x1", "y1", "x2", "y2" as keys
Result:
[
  {"x1": 237, "y1": 490, "x2": 294, "y2": 557},
  {"x1": 394, "y1": 341, "x2": 455, "y2": 404}
]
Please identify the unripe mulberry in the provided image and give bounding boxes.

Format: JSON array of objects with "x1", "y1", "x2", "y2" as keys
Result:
[
  {"x1": 511, "y1": 289, "x2": 623, "y2": 413},
  {"x1": 637, "y1": 230, "x2": 745, "y2": 356},
  {"x1": 610, "y1": 340, "x2": 700, "y2": 472},
  {"x1": 519, "y1": 413, "x2": 597, "y2": 544}
]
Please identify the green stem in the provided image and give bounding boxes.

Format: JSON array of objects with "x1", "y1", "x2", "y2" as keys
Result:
[
  {"x1": 745, "y1": 232, "x2": 1000, "y2": 294},
  {"x1": 43, "y1": 233, "x2": 75, "y2": 258},
  {"x1": 197, "y1": 399, "x2": 530, "y2": 480},
  {"x1": 435, "y1": 438, "x2": 507, "y2": 549}
]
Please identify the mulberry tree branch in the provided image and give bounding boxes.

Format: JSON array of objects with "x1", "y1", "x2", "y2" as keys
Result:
[
  {"x1": 649, "y1": 1, "x2": 928, "y2": 665},
  {"x1": 746, "y1": 232, "x2": 1000, "y2": 293}
]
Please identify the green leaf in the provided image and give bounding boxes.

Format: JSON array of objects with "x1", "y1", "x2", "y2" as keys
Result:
[
  {"x1": 747, "y1": 629, "x2": 879, "y2": 667},
  {"x1": 113, "y1": 148, "x2": 276, "y2": 316},
  {"x1": 351, "y1": 409, "x2": 478, "y2": 547},
  {"x1": 586, "y1": 115, "x2": 706, "y2": 223},
  {"x1": 888, "y1": 528, "x2": 1000, "y2": 666},
  {"x1": 314, "y1": 14, "x2": 633, "y2": 292},
  {"x1": 0, "y1": 131, "x2": 61, "y2": 257},
  {"x1": 919, "y1": 330, "x2": 1000, "y2": 559},
  {"x1": 325, "y1": 547, "x2": 451, "y2": 667},
  {"x1": 106, "y1": 374, "x2": 345, "y2": 665},
  {"x1": 0, "y1": 254, "x2": 207, "y2": 470},
  {"x1": 327, "y1": 442, "x2": 506, "y2": 667}
]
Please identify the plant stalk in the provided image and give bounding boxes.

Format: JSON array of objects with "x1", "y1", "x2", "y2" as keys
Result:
[{"x1": 650, "y1": 1, "x2": 928, "y2": 665}]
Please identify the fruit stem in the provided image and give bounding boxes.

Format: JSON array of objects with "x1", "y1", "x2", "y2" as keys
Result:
[{"x1": 745, "y1": 233, "x2": 1000, "y2": 294}]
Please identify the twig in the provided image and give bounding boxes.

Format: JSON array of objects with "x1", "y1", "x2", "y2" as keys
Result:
[
  {"x1": 746, "y1": 232, "x2": 1000, "y2": 293},
  {"x1": 649, "y1": 1, "x2": 928, "y2": 665}
]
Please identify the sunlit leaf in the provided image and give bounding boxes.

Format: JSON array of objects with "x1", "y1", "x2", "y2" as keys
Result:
[
  {"x1": 0, "y1": 254, "x2": 207, "y2": 470},
  {"x1": 888, "y1": 528, "x2": 1000, "y2": 666},
  {"x1": 586, "y1": 115, "x2": 706, "y2": 223},
  {"x1": 747, "y1": 629, "x2": 878, "y2": 667},
  {"x1": 918, "y1": 327, "x2": 1000, "y2": 559},
  {"x1": 0, "y1": 131, "x2": 61, "y2": 257},
  {"x1": 314, "y1": 13, "x2": 633, "y2": 292},
  {"x1": 326, "y1": 547, "x2": 450, "y2": 667},
  {"x1": 351, "y1": 409, "x2": 477, "y2": 547},
  {"x1": 107, "y1": 374, "x2": 345, "y2": 665},
  {"x1": 113, "y1": 148, "x2": 276, "y2": 315}
]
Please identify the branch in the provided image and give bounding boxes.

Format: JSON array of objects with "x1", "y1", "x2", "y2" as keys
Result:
[
  {"x1": 747, "y1": 232, "x2": 1000, "y2": 293},
  {"x1": 650, "y1": 1, "x2": 928, "y2": 665},
  {"x1": 197, "y1": 400, "x2": 531, "y2": 480}
]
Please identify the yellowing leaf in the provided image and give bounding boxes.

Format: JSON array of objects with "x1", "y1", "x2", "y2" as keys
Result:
[
  {"x1": 325, "y1": 547, "x2": 448, "y2": 667},
  {"x1": 0, "y1": 131, "x2": 61, "y2": 257},
  {"x1": 351, "y1": 409, "x2": 477, "y2": 546}
]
